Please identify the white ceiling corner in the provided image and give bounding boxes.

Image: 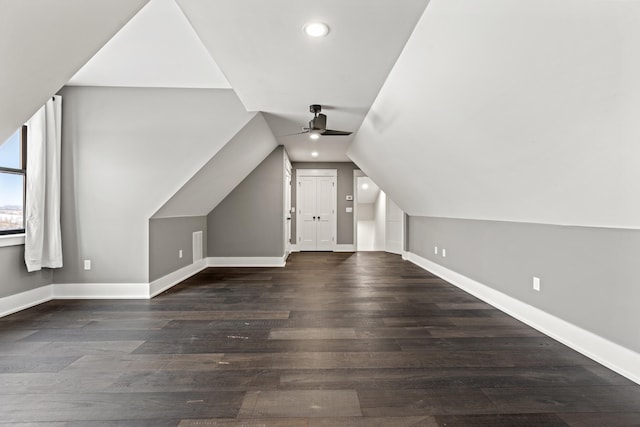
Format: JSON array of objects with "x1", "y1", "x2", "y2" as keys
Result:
[{"x1": 67, "y1": 0, "x2": 230, "y2": 88}]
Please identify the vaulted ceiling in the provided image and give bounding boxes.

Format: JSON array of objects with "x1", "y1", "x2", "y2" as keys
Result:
[
  {"x1": 67, "y1": 0, "x2": 230, "y2": 89},
  {"x1": 348, "y1": 0, "x2": 640, "y2": 228},
  {"x1": 3, "y1": 0, "x2": 639, "y2": 229},
  {"x1": 56, "y1": 0, "x2": 428, "y2": 162},
  {"x1": 0, "y1": 0, "x2": 149, "y2": 144}
]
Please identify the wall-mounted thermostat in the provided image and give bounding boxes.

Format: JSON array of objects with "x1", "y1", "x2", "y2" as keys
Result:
[{"x1": 346, "y1": 195, "x2": 353, "y2": 201}]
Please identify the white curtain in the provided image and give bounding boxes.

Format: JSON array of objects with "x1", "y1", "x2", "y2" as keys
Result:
[{"x1": 24, "y1": 96, "x2": 63, "y2": 272}]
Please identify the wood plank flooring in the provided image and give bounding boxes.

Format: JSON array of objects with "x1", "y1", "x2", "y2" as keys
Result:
[{"x1": 1, "y1": 252, "x2": 639, "y2": 426}]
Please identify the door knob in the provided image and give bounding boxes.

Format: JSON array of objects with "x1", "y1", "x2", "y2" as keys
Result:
[
  {"x1": 313, "y1": 216, "x2": 316, "y2": 220},
  {"x1": 317, "y1": 216, "x2": 321, "y2": 220}
]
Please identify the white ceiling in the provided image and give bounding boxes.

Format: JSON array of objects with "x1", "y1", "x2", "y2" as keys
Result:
[
  {"x1": 177, "y1": 0, "x2": 429, "y2": 161},
  {"x1": 0, "y1": 0, "x2": 149, "y2": 144},
  {"x1": 348, "y1": 0, "x2": 640, "y2": 229},
  {"x1": 61, "y1": 0, "x2": 430, "y2": 161},
  {"x1": 67, "y1": 0, "x2": 230, "y2": 88}
]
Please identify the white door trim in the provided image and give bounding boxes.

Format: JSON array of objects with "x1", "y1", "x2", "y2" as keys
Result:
[
  {"x1": 284, "y1": 151, "x2": 292, "y2": 256},
  {"x1": 385, "y1": 196, "x2": 404, "y2": 255},
  {"x1": 353, "y1": 169, "x2": 366, "y2": 251}
]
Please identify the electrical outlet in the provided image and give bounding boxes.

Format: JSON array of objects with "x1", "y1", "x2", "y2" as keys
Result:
[
  {"x1": 533, "y1": 277, "x2": 541, "y2": 291},
  {"x1": 84, "y1": 260, "x2": 91, "y2": 270},
  {"x1": 179, "y1": 249, "x2": 183, "y2": 259},
  {"x1": 434, "y1": 246, "x2": 438, "y2": 255},
  {"x1": 442, "y1": 249, "x2": 447, "y2": 257}
]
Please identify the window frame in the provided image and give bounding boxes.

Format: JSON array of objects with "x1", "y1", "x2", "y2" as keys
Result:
[{"x1": 0, "y1": 125, "x2": 27, "y2": 236}]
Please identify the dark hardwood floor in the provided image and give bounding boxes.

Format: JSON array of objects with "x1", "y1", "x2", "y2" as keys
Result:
[{"x1": 1, "y1": 252, "x2": 639, "y2": 426}]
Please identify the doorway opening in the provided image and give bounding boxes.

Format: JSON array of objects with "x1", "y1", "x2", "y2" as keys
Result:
[{"x1": 354, "y1": 174, "x2": 403, "y2": 254}]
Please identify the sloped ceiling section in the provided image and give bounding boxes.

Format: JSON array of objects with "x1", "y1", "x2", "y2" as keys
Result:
[
  {"x1": 176, "y1": 0, "x2": 429, "y2": 161},
  {"x1": 67, "y1": 0, "x2": 230, "y2": 88},
  {"x1": 348, "y1": 0, "x2": 640, "y2": 229},
  {"x1": 0, "y1": 0, "x2": 149, "y2": 143},
  {"x1": 153, "y1": 113, "x2": 279, "y2": 218}
]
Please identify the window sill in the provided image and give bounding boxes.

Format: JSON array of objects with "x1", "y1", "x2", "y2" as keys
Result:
[{"x1": 0, "y1": 234, "x2": 25, "y2": 247}]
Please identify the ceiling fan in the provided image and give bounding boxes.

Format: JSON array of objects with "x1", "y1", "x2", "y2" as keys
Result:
[{"x1": 292, "y1": 104, "x2": 353, "y2": 139}]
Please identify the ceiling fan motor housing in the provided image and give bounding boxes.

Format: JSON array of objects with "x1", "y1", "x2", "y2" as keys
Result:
[{"x1": 309, "y1": 113, "x2": 327, "y2": 132}]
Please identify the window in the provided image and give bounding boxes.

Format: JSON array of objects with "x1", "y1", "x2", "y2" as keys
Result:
[{"x1": 0, "y1": 126, "x2": 27, "y2": 235}]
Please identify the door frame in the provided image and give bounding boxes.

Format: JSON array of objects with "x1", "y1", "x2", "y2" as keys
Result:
[
  {"x1": 353, "y1": 170, "x2": 405, "y2": 254},
  {"x1": 385, "y1": 196, "x2": 404, "y2": 255},
  {"x1": 295, "y1": 169, "x2": 337, "y2": 251},
  {"x1": 283, "y1": 152, "x2": 292, "y2": 257},
  {"x1": 353, "y1": 169, "x2": 366, "y2": 251}
]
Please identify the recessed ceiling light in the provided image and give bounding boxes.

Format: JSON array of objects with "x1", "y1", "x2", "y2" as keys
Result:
[
  {"x1": 304, "y1": 22, "x2": 330, "y2": 37},
  {"x1": 309, "y1": 133, "x2": 320, "y2": 140},
  {"x1": 311, "y1": 151, "x2": 319, "y2": 158},
  {"x1": 362, "y1": 183, "x2": 369, "y2": 190}
]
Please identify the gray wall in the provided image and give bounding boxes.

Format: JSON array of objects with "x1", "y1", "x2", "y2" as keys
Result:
[
  {"x1": 291, "y1": 162, "x2": 358, "y2": 245},
  {"x1": 409, "y1": 216, "x2": 640, "y2": 353},
  {"x1": 54, "y1": 86, "x2": 252, "y2": 284},
  {"x1": 0, "y1": 245, "x2": 52, "y2": 298},
  {"x1": 149, "y1": 216, "x2": 207, "y2": 282},
  {"x1": 207, "y1": 146, "x2": 285, "y2": 257}
]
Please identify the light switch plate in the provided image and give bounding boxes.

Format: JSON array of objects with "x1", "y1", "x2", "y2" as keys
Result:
[
  {"x1": 346, "y1": 207, "x2": 353, "y2": 213},
  {"x1": 346, "y1": 195, "x2": 353, "y2": 201}
]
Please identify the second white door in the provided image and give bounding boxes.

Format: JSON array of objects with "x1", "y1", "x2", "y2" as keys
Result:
[{"x1": 298, "y1": 175, "x2": 335, "y2": 251}]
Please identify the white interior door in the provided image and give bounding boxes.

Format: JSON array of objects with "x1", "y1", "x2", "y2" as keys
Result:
[
  {"x1": 298, "y1": 176, "x2": 317, "y2": 251},
  {"x1": 296, "y1": 171, "x2": 336, "y2": 251},
  {"x1": 316, "y1": 176, "x2": 334, "y2": 250}
]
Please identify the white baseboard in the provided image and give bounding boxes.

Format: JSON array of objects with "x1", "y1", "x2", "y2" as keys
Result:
[
  {"x1": 207, "y1": 255, "x2": 287, "y2": 267},
  {"x1": 404, "y1": 251, "x2": 640, "y2": 385},
  {"x1": 54, "y1": 283, "x2": 150, "y2": 299},
  {"x1": 0, "y1": 285, "x2": 54, "y2": 317},
  {"x1": 1, "y1": 255, "x2": 288, "y2": 318},
  {"x1": 334, "y1": 244, "x2": 356, "y2": 252},
  {"x1": 289, "y1": 244, "x2": 355, "y2": 253},
  {"x1": 149, "y1": 259, "x2": 208, "y2": 298}
]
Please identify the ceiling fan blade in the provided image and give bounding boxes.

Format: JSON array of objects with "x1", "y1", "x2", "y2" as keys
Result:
[
  {"x1": 322, "y1": 129, "x2": 353, "y2": 136},
  {"x1": 281, "y1": 129, "x2": 310, "y2": 137}
]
